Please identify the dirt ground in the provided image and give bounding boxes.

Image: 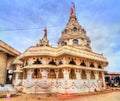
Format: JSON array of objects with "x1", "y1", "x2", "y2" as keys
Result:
[{"x1": 0, "y1": 91, "x2": 120, "y2": 101}]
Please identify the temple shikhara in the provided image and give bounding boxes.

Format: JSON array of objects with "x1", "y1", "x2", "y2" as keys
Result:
[{"x1": 1, "y1": 5, "x2": 108, "y2": 94}]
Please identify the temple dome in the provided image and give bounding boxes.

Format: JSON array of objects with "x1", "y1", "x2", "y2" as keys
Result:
[{"x1": 58, "y1": 6, "x2": 91, "y2": 51}]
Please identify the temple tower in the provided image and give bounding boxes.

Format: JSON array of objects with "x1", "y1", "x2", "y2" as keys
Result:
[{"x1": 58, "y1": 5, "x2": 91, "y2": 51}]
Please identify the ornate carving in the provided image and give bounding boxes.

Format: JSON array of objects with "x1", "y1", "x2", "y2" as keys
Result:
[
  {"x1": 69, "y1": 69, "x2": 76, "y2": 79},
  {"x1": 48, "y1": 69, "x2": 56, "y2": 79},
  {"x1": 58, "y1": 6, "x2": 91, "y2": 50},
  {"x1": 37, "y1": 28, "x2": 49, "y2": 47}
]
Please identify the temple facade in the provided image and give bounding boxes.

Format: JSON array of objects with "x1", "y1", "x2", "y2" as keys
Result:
[{"x1": 13, "y1": 6, "x2": 108, "y2": 94}]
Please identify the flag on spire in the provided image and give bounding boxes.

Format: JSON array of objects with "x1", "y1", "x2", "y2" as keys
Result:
[
  {"x1": 72, "y1": 2, "x2": 75, "y2": 9},
  {"x1": 70, "y1": 2, "x2": 75, "y2": 15}
]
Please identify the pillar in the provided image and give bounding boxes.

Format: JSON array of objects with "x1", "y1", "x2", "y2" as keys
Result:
[
  {"x1": 76, "y1": 69, "x2": 80, "y2": 80},
  {"x1": 55, "y1": 69, "x2": 59, "y2": 79},
  {"x1": 41, "y1": 69, "x2": 47, "y2": 79},
  {"x1": 15, "y1": 73, "x2": 19, "y2": 80},
  {"x1": 79, "y1": 70, "x2": 82, "y2": 79},
  {"x1": 63, "y1": 68, "x2": 70, "y2": 80},
  {"x1": 102, "y1": 72, "x2": 106, "y2": 88},
  {"x1": 0, "y1": 52, "x2": 7, "y2": 84},
  {"x1": 95, "y1": 71, "x2": 99, "y2": 80},
  {"x1": 27, "y1": 69, "x2": 32, "y2": 80},
  {"x1": 86, "y1": 71, "x2": 90, "y2": 80}
]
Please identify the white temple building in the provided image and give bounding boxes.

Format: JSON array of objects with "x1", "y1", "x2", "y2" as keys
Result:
[{"x1": 13, "y1": 6, "x2": 108, "y2": 94}]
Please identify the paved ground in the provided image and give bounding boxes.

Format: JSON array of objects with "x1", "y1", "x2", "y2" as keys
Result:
[{"x1": 0, "y1": 90, "x2": 120, "y2": 101}]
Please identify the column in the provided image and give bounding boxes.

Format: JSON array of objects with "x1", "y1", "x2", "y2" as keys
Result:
[
  {"x1": 15, "y1": 73, "x2": 19, "y2": 80},
  {"x1": 14, "y1": 72, "x2": 19, "y2": 86},
  {"x1": 63, "y1": 68, "x2": 70, "y2": 93},
  {"x1": 41, "y1": 69, "x2": 47, "y2": 79},
  {"x1": 55, "y1": 69, "x2": 59, "y2": 79},
  {"x1": 94, "y1": 71, "x2": 98, "y2": 80},
  {"x1": 27, "y1": 69, "x2": 32, "y2": 80},
  {"x1": 79, "y1": 70, "x2": 82, "y2": 79},
  {"x1": 76, "y1": 69, "x2": 80, "y2": 80},
  {"x1": 63, "y1": 68, "x2": 70, "y2": 80},
  {"x1": 102, "y1": 72, "x2": 106, "y2": 88},
  {"x1": 0, "y1": 52, "x2": 7, "y2": 84},
  {"x1": 86, "y1": 71, "x2": 91, "y2": 80},
  {"x1": 94, "y1": 71, "x2": 99, "y2": 90}
]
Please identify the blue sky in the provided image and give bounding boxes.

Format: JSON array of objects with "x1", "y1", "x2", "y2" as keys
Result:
[{"x1": 0, "y1": 0, "x2": 120, "y2": 72}]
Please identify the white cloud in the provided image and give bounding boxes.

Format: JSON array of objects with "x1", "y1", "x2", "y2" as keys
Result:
[{"x1": 85, "y1": 23, "x2": 120, "y2": 72}]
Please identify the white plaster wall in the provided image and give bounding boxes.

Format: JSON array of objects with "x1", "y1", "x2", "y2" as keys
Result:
[
  {"x1": 21, "y1": 78, "x2": 105, "y2": 93},
  {"x1": 14, "y1": 68, "x2": 106, "y2": 94}
]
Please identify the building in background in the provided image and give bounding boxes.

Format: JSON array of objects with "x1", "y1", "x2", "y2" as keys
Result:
[
  {"x1": 13, "y1": 6, "x2": 108, "y2": 94},
  {"x1": 0, "y1": 40, "x2": 20, "y2": 85},
  {"x1": 105, "y1": 72, "x2": 120, "y2": 87}
]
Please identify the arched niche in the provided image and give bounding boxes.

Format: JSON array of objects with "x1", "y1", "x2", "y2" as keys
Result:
[
  {"x1": 72, "y1": 27, "x2": 77, "y2": 32},
  {"x1": 73, "y1": 39, "x2": 78, "y2": 44},
  {"x1": 90, "y1": 62, "x2": 95, "y2": 68},
  {"x1": 90, "y1": 71, "x2": 95, "y2": 79},
  {"x1": 81, "y1": 70, "x2": 87, "y2": 79},
  {"x1": 48, "y1": 69, "x2": 56, "y2": 79},
  {"x1": 58, "y1": 69, "x2": 64, "y2": 79},
  {"x1": 99, "y1": 72, "x2": 103, "y2": 80},
  {"x1": 69, "y1": 69, "x2": 76, "y2": 79},
  {"x1": 32, "y1": 69, "x2": 42, "y2": 79},
  {"x1": 98, "y1": 64, "x2": 102, "y2": 69},
  {"x1": 49, "y1": 59, "x2": 56, "y2": 65},
  {"x1": 59, "y1": 61, "x2": 63, "y2": 65},
  {"x1": 33, "y1": 58, "x2": 42, "y2": 64},
  {"x1": 80, "y1": 60, "x2": 86, "y2": 66},
  {"x1": 69, "y1": 59, "x2": 76, "y2": 65},
  {"x1": 18, "y1": 73, "x2": 23, "y2": 80},
  {"x1": 61, "y1": 41, "x2": 67, "y2": 46},
  {"x1": 64, "y1": 29, "x2": 68, "y2": 33}
]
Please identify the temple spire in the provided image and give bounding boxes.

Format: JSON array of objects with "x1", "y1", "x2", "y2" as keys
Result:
[
  {"x1": 58, "y1": 3, "x2": 91, "y2": 51},
  {"x1": 43, "y1": 27, "x2": 47, "y2": 39},
  {"x1": 70, "y1": 2, "x2": 75, "y2": 16},
  {"x1": 36, "y1": 28, "x2": 49, "y2": 47}
]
